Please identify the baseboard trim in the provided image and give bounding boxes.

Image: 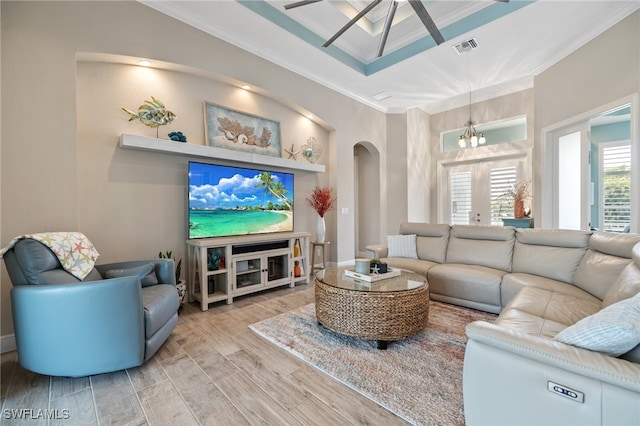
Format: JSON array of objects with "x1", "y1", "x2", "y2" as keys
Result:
[{"x1": 1, "y1": 334, "x2": 16, "y2": 353}]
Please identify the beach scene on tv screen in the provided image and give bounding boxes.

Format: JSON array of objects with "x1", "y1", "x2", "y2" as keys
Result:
[{"x1": 189, "y1": 163, "x2": 294, "y2": 238}]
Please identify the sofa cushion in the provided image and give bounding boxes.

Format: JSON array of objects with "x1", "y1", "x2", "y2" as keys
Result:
[
  {"x1": 588, "y1": 231, "x2": 640, "y2": 259},
  {"x1": 602, "y1": 244, "x2": 640, "y2": 308},
  {"x1": 572, "y1": 232, "x2": 640, "y2": 299},
  {"x1": 512, "y1": 229, "x2": 591, "y2": 284},
  {"x1": 500, "y1": 287, "x2": 601, "y2": 330},
  {"x1": 82, "y1": 268, "x2": 104, "y2": 282},
  {"x1": 382, "y1": 257, "x2": 438, "y2": 277},
  {"x1": 554, "y1": 292, "x2": 640, "y2": 357},
  {"x1": 428, "y1": 263, "x2": 505, "y2": 307},
  {"x1": 105, "y1": 263, "x2": 159, "y2": 287},
  {"x1": 387, "y1": 234, "x2": 417, "y2": 258},
  {"x1": 572, "y1": 250, "x2": 632, "y2": 300},
  {"x1": 13, "y1": 239, "x2": 65, "y2": 285},
  {"x1": 501, "y1": 273, "x2": 603, "y2": 308},
  {"x1": 445, "y1": 225, "x2": 515, "y2": 271},
  {"x1": 141, "y1": 284, "x2": 180, "y2": 338},
  {"x1": 399, "y1": 222, "x2": 450, "y2": 263},
  {"x1": 497, "y1": 309, "x2": 568, "y2": 339}
]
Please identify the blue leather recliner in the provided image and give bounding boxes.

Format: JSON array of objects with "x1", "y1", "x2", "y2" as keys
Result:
[{"x1": 3, "y1": 238, "x2": 180, "y2": 377}]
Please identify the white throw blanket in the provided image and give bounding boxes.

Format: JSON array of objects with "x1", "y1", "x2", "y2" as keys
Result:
[{"x1": 0, "y1": 232, "x2": 99, "y2": 280}]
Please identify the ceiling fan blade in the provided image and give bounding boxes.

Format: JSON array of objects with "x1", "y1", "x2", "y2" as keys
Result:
[
  {"x1": 408, "y1": 0, "x2": 444, "y2": 45},
  {"x1": 323, "y1": 0, "x2": 383, "y2": 48},
  {"x1": 377, "y1": 0, "x2": 398, "y2": 57},
  {"x1": 284, "y1": 0, "x2": 322, "y2": 10}
]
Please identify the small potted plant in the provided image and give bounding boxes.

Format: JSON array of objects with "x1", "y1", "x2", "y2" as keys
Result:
[
  {"x1": 370, "y1": 258, "x2": 388, "y2": 274},
  {"x1": 158, "y1": 250, "x2": 185, "y2": 304}
]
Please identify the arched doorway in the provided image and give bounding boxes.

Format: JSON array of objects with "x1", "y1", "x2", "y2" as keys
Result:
[{"x1": 354, "y1": 142, "x2": 381, "y2": 257}]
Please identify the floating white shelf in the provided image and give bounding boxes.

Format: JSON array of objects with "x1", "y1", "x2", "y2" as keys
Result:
[{"x1": 119, "y1": 133, "x2": 325, "y2": 173}]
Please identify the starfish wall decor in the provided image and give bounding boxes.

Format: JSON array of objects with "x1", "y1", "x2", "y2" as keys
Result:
[{"x1": 285, "y1": 144, "x2": 301, "y2": 159}]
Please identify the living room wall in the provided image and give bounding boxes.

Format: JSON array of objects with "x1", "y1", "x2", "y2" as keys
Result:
[
  {"x1": 0, "y1": 1, "x2": 388, "y2": 339},
  {"x1": 76, "y1": 60, "x2": 329, "y2": 261}
]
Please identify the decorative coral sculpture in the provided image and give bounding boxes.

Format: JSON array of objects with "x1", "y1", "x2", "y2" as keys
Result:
[
  {"x1": 306, "y1": 186, "x2": 337, "y2": 218},
  {"x1": 122, "y1": 96, "x2": 176, "y2": 137}
]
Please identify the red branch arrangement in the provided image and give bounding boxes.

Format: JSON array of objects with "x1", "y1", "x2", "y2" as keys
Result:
[{"x1": 306, "y1": 186, "x2": 337, "y2": 218}]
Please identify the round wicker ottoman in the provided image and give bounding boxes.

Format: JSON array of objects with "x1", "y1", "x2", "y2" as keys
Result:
[{"x1": 315, "y1": 267, "x2": 429, "y2": 349}]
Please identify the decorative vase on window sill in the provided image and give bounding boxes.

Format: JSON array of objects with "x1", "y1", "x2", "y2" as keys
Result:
[
  {"x1": 514, "y1": 200, "x2": 525, "y2": 219},
  {"x1": 315, "y1": 215, "x2": 326, "y2": 243}
]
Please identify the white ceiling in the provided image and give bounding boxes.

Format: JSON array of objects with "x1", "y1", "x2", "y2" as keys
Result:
[{"x1": 141, "y1": 1, "x2": 640, "y2": 114}]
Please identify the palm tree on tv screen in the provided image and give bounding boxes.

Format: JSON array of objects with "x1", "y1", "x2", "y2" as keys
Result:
[{"x1": 256, "y1": 172, "x2": 292, "y2": 211}]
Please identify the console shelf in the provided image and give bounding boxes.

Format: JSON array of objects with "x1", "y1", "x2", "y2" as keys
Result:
[
  {"x1": 120, "y1": 134, "x2": 325, "y2": 173},
  {"x1": 186, "y1": 232, "x2": 311, "y2": 310}
]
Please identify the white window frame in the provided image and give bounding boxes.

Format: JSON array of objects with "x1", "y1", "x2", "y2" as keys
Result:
[
  {"x1": 598, "y1": 140, "x2": 631, "y2": 232},
  {"x1": 540, "y1": 94, "x2": 639, "y2": 232}
]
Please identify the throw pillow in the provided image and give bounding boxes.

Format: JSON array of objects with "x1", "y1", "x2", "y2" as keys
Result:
[
  {"x1": 387, "y1": 234, "x2": 418, "y2": 259},
  {"x1": 554, "y1": 292, "x2": 640, "y2": 357},
  {"x1": 105, "y1": 263, "x2": 158, "y2": 287}
]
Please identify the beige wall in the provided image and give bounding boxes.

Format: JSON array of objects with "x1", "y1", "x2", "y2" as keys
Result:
[
  {"x1": 406, "y1": 107, "x2": 431, "y2": 223},
  {"x1": 76, "y1": 61, "x2": 329, "y2": 261},
  {"x1": 0, "y1": 1, "x2": 387, "y2": 338},
  {"x1": 385, "y1": 113, "x2": 408, "y2": 233}
]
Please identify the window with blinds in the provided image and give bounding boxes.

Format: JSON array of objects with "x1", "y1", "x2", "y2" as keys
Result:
[
  {"x1": 450, "y1": 171, "x2": 471, "y2": 224},
  {"x1": 601, "y1": 143, "x2": 631, "y2": 232},
  {"x1": 490, "y1": 167, "x2": 517, "y2": 225}
]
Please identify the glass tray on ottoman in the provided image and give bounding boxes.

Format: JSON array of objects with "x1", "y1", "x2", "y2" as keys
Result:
[{"x1": 344, "y1": 267, "x2": 402, "y2": 283}]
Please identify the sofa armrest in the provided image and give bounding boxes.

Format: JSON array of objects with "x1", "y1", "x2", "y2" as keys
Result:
[
  {"x1": 96, "y1": 259, "x2": 176, "y2": 285},
  {"x1": 465, "y1": 321, "x2": 640, "y2": 391},
  {"x1": 11, "y1": 277, "x2": 145, "y2": 376},
  {"x1": 366, "y1": 244, "x2": 388, "y2": 259},
  {"x1": 464, "y1": 321, "x2": 640, "y2": 426}
]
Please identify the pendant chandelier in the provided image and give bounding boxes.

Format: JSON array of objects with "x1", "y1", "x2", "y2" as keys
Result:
[{"x1": 458, "y1": 93, "x2": 486, "y2": 148}]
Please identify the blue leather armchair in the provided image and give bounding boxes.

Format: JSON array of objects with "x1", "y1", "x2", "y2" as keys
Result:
[{"x1": 3, "y1": 238, "x2": 180, "y2": 377}]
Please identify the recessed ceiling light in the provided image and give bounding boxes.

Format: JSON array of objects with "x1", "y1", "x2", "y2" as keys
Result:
[
  {"x1": 138, "y1": 60, "x2": 152, "y2": 67},
  {"x1": 241, "y1": 85, "x2": 251, "y2": 90}
]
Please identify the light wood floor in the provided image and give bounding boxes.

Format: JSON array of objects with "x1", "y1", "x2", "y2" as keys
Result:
[{"x1": 0, "y1": 283, "x2": 409, "y2": 425}]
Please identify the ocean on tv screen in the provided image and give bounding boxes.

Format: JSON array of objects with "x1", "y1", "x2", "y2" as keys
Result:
[
  {"x1": 188, "y1": 162, "x2": 294, "y2": 238},
  {"x1": 189, "y1": 209, "x2": 292, "y2": 238}
]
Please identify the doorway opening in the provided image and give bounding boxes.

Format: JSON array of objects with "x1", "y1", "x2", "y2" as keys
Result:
[{"x1": 354, "y1": 142, "x2": 380, "y2": 257}]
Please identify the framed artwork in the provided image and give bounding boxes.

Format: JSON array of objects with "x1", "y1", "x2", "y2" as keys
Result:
[{"x1": 204, "y1": 102, "x2": 281, "y2": 157}]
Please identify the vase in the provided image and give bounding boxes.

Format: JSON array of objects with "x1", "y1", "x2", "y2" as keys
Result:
[
  {"x1": 315, "y1": 215, "x2": 326, "y2": 243},
  {"x1": 514, "y1": 200, "x2": 525, "y2": 219}
]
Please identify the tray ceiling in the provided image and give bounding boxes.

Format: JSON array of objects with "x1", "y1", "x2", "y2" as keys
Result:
[{"x1": 141, "y1": 1, "x2": 640, "y2": 113}]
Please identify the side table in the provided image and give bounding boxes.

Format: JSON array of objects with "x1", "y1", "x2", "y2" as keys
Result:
[{"x1": 310, "y1": 241, "x2": 330, "y2": 272}]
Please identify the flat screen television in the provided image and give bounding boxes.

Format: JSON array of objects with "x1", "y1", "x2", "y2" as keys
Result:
[{"x1": 188, "y1": 161, "x2": 294, "y2": 239}]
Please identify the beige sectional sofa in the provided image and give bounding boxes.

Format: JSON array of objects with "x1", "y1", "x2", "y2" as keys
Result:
[{"x1": 368, "y1": 222, "x2": 640, "y2": 425}]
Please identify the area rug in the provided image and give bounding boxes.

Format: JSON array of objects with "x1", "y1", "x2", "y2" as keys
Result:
[{"x1": 249, "y1": 301, "x2": 496, "y2": 425}]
